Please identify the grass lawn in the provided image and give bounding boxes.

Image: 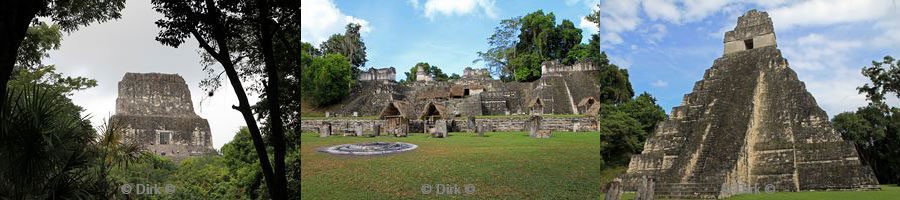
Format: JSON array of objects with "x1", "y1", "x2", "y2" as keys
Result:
[
  {"x1": 726, "y1": 185, "x2": 900, "y2": 200},
  {"x1": 300, "y1": 131, "x2": 618, "y2": 199}
]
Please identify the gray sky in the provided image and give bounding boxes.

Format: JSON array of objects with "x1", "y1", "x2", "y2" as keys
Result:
[{"x1": 47, "y1": 0, "x2": 256, "y2": 149}]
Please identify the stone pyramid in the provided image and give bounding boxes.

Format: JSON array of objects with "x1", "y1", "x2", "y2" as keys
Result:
[{"x1": 620, "y1": 10, "x2": 879, "y2": 199}]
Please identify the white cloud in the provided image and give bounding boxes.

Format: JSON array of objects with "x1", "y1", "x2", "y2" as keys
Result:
[
  {"x1": 643, "y1": 0, "x2": 681, "y2": 23},
  {"x1": 651, "y1": 80, "x2": 669, "y2": 87},
  {"x1": 783, "y1": 33, "x2": 864, "y2": 71},
  {"x1": 767, "y1": 0, "x2": 893, "y2": 30},
  {"x1": 646, "y1": 24, "x2": 667, "y2": 44},
  {"x1": 301, "y1": 0, "x2": 371, "y2": 45},
  {"x1": 422, "y1": 0, "x2": 497, "y2": 19},
  {"x1": 578, "y1": 16, "x2": 599, "y2": 35},
  {"x1": 408, "y1": 0, "x2": 419, "y2": 9}
]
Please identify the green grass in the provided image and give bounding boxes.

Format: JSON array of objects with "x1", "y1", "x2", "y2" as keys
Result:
[
  {"x1": 727, "y1": 185, "x2": 900, "y2": 200},
  {"x1": 301, "y1": 131, "x2": 618, "y2": 199}
]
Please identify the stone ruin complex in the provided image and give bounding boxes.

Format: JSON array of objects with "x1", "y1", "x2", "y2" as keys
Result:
[
  {"x1": 109, "y1": 73, "x2": 216, "y2": 160},
  {"x1": 330, "y1": 59, "x2": 606, "y2": 119},
  {"x1": 619, "y1": 10, "x2": 878, "y2": 199}
]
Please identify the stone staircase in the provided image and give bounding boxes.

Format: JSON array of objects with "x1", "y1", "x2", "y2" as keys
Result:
[{"x1": 654, "y1": 183, "x2": 721, "y2": 199}]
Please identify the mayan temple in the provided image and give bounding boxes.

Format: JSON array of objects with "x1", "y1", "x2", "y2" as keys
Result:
[
  {"x1": 109, "y1": 73, "x2": 216, "y2": 160},
  {"x1": 620, "y1": 10, "x2": 879, "y2": 198}
]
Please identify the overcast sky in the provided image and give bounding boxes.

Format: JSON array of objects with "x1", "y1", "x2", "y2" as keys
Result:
[
  {"x1": 47, "y1": 0, "x2": 255, "y2": 149},
  {"x1": 303, "y1": 0, "x2": 900, "y2": 117}
]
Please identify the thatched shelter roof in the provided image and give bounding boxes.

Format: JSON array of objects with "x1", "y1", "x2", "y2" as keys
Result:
[
  {"x1": 526, "y1": 97, "x2": 544, "y2": 108},
  {"x1": 450, "y1": 85, "x2": 465, "y2": 97},
  {"x1": 417, "y1": 89, "x2": 450, "y2": 100},
  {"x1": 577, "y1": 97, "x2": 597, "y2": 107},
  {"x1": 378, "y1": 101, "x2": 415, "y2": 119},
  {"x1": 419, "y1": 102, "x2": 450, "y2": 120},
  {"x1": 584, "y1": 103, "x2": 604, "y2": 117}
]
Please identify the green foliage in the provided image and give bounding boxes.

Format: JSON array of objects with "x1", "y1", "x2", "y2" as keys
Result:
[
  {"x1": 833, "y1": 55, "x2": 900, "y2": 184},
  {"x1": 477, "y1": 10, "x2": 583, "y2": 82},
  {"x1": 222, "y1": 127, "x2": 268, "y2": 199},
  {"x1": 16, "y1": 22, "x2": 62, "y2": 68},
  {"x1": 832, "y1": 105, "x2": 900, "y2": 184},
  {"x1": 859, "y1": 56, "x2": 900, "y2": 106},
  {"x1": 320, "y1": 23, "x2": 368, "y2": 68},
  {"x1": 167, "y1": 156, "x2": 233, "y2": 199},
  {"x1": 473, "y1": 17, "x2": 521, "y2": 79},
  {"x1": 596, "y1": 110, "x2": 648, "y2": 163},
  {"x1": 592, "y1": 93, "x2": 667, "y2": 163},
  {"x1": 617, "y1": 92, "x2": 668, "y2": 134},
  {"x1": 400, "y1": 62, "x2": 452, "y2": 83},
  {"x1": 300, "y1": 53, "x2": 355, "y2": 106},
  {"x1": 0, "y1": 83, "x2": 104, "y2": 199},
  {"x1": 510, "y1": 51, "x2": 543, "y2": 81}
]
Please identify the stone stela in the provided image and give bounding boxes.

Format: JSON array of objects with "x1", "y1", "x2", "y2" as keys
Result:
[{"x1": 109, "y1": 72, "x2": 216, "y2": 160}]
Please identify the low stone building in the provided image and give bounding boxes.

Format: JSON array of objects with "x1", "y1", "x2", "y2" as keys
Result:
[{"x1": 109, "y1": 73, "x2": 216, "y2": 160}]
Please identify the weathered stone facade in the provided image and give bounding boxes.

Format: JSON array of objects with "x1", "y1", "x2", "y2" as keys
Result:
[
  {"x1": 359, "y1": 67, "x2": 396, "y2": 81},
  {"x1": 620, "y1": 10, "x2": 878, "y2": 199},
  {"x1": 330, "y1": 60, "x2": 605, "y2": 118},
  {"x1": 300, "y1": 117, "x2": 597, "y2": 134},
  {"x1": 110, "y1": 73, "x2": 216, "y2": 160}
]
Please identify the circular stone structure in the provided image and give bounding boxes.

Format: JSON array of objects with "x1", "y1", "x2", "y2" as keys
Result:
[{"x1": 319, "y1": 142, "x2": 418, "y2": 156}]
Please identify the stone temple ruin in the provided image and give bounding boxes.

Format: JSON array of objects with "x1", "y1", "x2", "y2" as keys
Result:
[
  {"x1": 619, "y1": 10, "x2": 879, "y2": 199},
  {"x1": 109, "y1": 73, "x2": 216, "y2": 160},
  {"x1": 300, "y1": 58, "x2": 610, "y2": 135},
  {"x1": 334, "y1": 61, "x2": 607, "y2": 118}
]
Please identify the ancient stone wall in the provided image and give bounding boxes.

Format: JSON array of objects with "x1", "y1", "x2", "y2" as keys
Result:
[
  {"x1": 110, "y1": 73, "x2": 215, "y2": 160},
  {"x1": 300, "y1": 117, "x2": 596, "y2": 133},
  {"x1": 541, "y1": 60, "x2": 601, "y2": 76},
  {"x1": 359, "y1": 67, "x2": 396, "y2": 81},
  {"x1": 462, "y1": 67, "x2": 490, "y2": 80}
]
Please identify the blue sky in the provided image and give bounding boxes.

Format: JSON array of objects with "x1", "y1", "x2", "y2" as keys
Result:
[{"x1": 302, "y1": 0, "x2": 900, "y2": 116}]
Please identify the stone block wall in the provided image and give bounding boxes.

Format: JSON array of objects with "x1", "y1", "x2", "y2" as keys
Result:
[
  {"x1": 359, "y1": 67, "x2": 396, "y2": 81},
  {"x1": 300, "y1": 117, "x2": 597, "y2": 133},
  {"x1": 541, "y1": 60, "x2": 601, "y2": 76}
]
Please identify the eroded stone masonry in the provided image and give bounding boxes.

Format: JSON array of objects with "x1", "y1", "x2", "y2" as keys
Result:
[
  {"x1": 110, "y1": 73, "x2": 216, "y2": 160},
  {"x1": 620, "y1": 10, "x2": 878, "y2": 199},
  {"x1": 331, "y1": 61, "x2": 606, "y2": 118}
]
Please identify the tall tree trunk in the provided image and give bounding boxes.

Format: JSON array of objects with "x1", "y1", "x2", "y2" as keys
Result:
[
  {"x1": 256, "y1": 0, "x2": 288, "y2": 198},
  {"x1": 0, "y1": 1, "x2": 41, "y2": 107},
  {"x1": 195, "y1": 0, "x2": 282, "y2": 198}
]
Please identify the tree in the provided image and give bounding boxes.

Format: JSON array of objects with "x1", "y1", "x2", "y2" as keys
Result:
[
  {"x1": 859, "y1": 55, "x2": 900, "y2": 107},
  {"x1": 832, "y1": 111, "x2": 879, "y2": 167},
  {"x1": 401, "y1": 62, "x2": 452, "y2": 83},
  {"x1": 0, "y1": 71, "x2": 105, "y2": 198},
  {"x1": 596, "y1": 111, "x2": 646, "y2": 163},
  {"x1": 152, "y1": 0, "x2": 291, "y2": 198},
  {"x1": 618, "y1": 92, "x2": 667, "y2": 134},
  {"x1": 481, "y1": 10, "x2": 583, "y2": 82},
  {"x1": 0, "y1": 0, "x2": 125, "y2": 108},
  {"x1": 832, "y1": 55, "x2": 900, "y2": 184},
  {"x1": 320, "y1": 23, "x2": 367, "y2": 68},
  {"x1": 474, "y1": 17, "x2": 521, "y2": 79},
  {"x1": 301, "y1": 54, "x2": 354, "y2": 106}
]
